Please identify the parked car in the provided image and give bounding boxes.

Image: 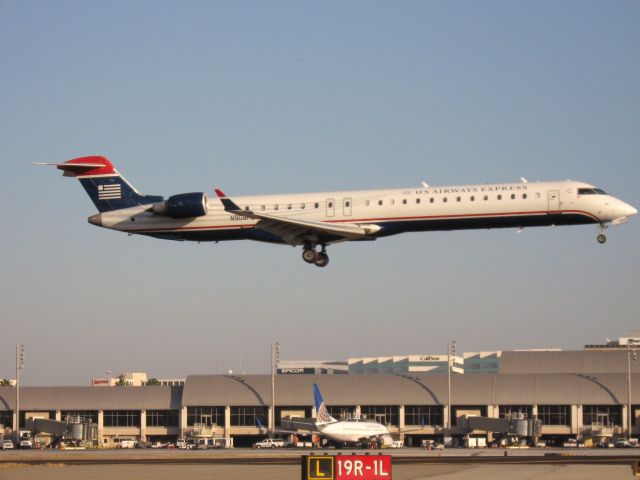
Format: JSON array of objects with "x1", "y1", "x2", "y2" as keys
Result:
[
  {"x1": 175, "y1": 439, "x2": 187, "y2": 449},
  {"x1": 1, "y1": 440, "x2": 15, "y2": 450},
  {"x1": 614, "y1": 438, "x2": 636, "y2": 448},
  {"x1": 253, "y1": 438, "x2": 287, "y2": 449},
  {"x1": 389, "y1": 440, "x2": 404, "y2": 448}
]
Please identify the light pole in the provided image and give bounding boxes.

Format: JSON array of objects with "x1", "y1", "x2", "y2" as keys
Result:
[
  {"x1": 270, "y1": 342, "x2": 280, "y2": 437},
  {"x1": 447, "y1": 340, "x2": 456, "y2": 444},
  {"x1": 16, "y1": 344, "x2": 25, "y2": 432},
  {"x1": 628, "y1": 345, "x2": 637, "y2": 439}
]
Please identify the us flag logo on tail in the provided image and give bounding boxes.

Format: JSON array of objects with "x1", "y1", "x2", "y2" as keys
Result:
[{"x1": 98, "y1": 184, "x2": 122, "y2": 200}]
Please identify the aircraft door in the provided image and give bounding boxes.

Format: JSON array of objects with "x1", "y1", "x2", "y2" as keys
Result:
[
  {"x1": 548, "y1": 190, "x2": 560, "y2": 211},
  {"x1": 343, "y1": 197, "x2": 352, "y2": 217},
  {"x1": 326, "y1": 198, "x2": 335, "y2": 217}
]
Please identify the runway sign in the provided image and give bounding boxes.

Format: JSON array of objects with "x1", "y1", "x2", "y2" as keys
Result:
[{"x1": 302, "y1": 454, "x2": 392, "y2": 480}]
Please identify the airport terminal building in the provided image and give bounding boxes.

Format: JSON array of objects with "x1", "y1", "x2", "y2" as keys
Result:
[{"x1": 1, "y1": 350, "x2": 640, "y2": 447}]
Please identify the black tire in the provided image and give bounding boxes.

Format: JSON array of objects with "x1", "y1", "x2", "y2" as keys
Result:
[
  {"x1": 597, "y1": 234, "x2": 607, "y2": 244},
  {"x1": 314, "y1": 253, "x2": 329, "y2": 267},
  {"x1": 302, "y1": 249, "x2": 317, "y2": 263}
]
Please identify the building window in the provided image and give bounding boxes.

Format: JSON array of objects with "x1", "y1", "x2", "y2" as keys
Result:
[
  {"x1": 187, "y1": 406, "x2": 225, "y2": 427},
  {"x1": 537, "y1": 405, "x2": 570, "y2": 426},
  {"x1": 404, "y1": 405, "x2": 442, "y2": 427},
  {"x1": 103, "y1": 410, "x2": 140, "y2": 427},
  {"x1": 498, "y1": 405, "x2": 532, "y2": 418},
  {"x1": 360, "y1": 406, "x2": 399, "y2": 426},
  {"x1": 326, "y1": 406, "x2": 357, "y2": 421},
  {"x1": 146, "y1": 410, "x2": 179, "y2": 427},
  {"x1": 0, "y1": 411, "x2": 13, "y2": 427},
  {"x1": 230, "y1": 406, "x2": 267, "y2": 427},
  {"x1": 61, "y1": 411, "x2": 98, "y2": 423},
  {"x1": 583, "y1": 405, "x2": 622, "y2": 426}
]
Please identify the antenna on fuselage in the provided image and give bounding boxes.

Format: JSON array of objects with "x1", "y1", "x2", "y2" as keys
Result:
[
  {"x1": 520, "y1": 177, "x2": 528, "y2": 183},
  {"x1": 421, "y1": 181, "x2": 429, "y2": 188}
]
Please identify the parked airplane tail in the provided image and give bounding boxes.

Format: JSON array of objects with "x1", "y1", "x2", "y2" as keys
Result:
[
  {"x1": 313, "y1": 383, "x2": 337, "y2": 425},
  {"x1": 36, "y1": 156, "x2": 163, "y2": 212}
]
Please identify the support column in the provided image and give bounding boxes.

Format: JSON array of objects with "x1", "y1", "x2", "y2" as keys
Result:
[
  {"x1": 398, "y1": 405, "x2": 405, "y2": 440},
  {"x1": 140, "y1": 409, "x2": 147, "y2": 444},
  {"x1": 55, "y1": 410, "x2": 61, "y2": 421},
  {"x1": 179, "y1": 406, "x2": 187, "y2": 439},
  {"x1": 97, "y1": 410, "x2": 104, "y2": 447},
  {"x1": 224, "y1": 406, "x2": 231, "y2": 441},
  {"x1": 532, "y1": 405, "x2": 538, "y2": 418},
  {"x1": 573, "y1": 405, "x2": 582, "y2": 439},
  {"x1": 443, "y1": 405, "x2": 450, "y2": 430},
  {"x1": 12, "y1": 411, "x2": 17, "y2": 432},
  {"x1": 355, "y1": 405, "x2": 361, "y2": 419},
  {"x1": 623, "y1": 406, "x2": 629, "y2": 437}
]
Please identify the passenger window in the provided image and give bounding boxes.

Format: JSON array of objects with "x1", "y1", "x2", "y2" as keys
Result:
[
  {"x1": 430, "y1": 198, "x2": 434, "y2": 203},
  {"x1": 470, "y1": 196, "x2": 475, "y2": 201},
  {"x1": 328, "y1": 202, "x2": 333, "y2": 208},
  {"x1": 390, "y1": 199, "x2": 395, "y2": 205},
  {"x1": 402, "y1": 199, "x2": 407, "y2": 205},
  {"x1": 523, "y1": 193, "x2": 527, "y2": 199},
  {"x1": 287, "y1": 204, "x2": 292, "y2": 210},
  {"x1": 484, "y1": 195, "x2": 488, "y2": 201},
  {"x1": 245, "y1": 206, "x2": 250, "y2": 211},
  {"x1": 301, "y1": 204, "x2": 305, "y2": 209},
  {"x1": 378, "y1": 200, "x2": 383, "y2": 206},
  {"x1": 535, "y1": 193, "x2": 541, "y2": 199},
  {"x1": 315, "y1": 203, "x2": 319, "y2": 208},
  {"x1": 261, "y1": 205, "x2": 265, "y2": 211},
  {"x1": 511, "y1": 194, "x2": 515, "y2": 200},
  {"x1": 416, "y1": 198, "x2": 421, "y2": 204},
  {"x1": 345, "y1": 201, "x2": 350, "y2": 207},
  {"x1": 274, "y1": 205, "x2": 279, "y2": 210},
  {"x1": 497, "y1": 195, "x2": 502, "y2": 200},
  {"x1": 365, "y1": 200, "x2": 370, "y2": 206},
  {"x1": 443, "y1": 197, "x2": 448, "y2": 203},
  {"x1": 456, "y1": 196, "x2": 461, "y2": 202}
]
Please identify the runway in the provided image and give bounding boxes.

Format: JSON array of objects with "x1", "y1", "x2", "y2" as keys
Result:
[{"x1": 2, "y1": 448, "x2": 640, "y2": 479}]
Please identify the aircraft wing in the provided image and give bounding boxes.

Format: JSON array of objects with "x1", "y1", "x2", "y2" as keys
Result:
[{"x1": 215, "y1": 189, "x2": 381, "y2": 245}]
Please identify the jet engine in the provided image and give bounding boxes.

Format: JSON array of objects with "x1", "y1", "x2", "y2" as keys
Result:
[
  {"x1": 377, "y1": 435, "x2": 394, "y2": 448},
  {"x1": 152, "y1": 192, "x2": 209, "y2": 219}
]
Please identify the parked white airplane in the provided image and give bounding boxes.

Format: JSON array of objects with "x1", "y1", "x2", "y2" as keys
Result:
[
  {"x1": 312, "y1": 383, "x2": 393, "y2": 447},
  {"x1": 38, "y1": 156, "x2": 637, "y2": 266}
]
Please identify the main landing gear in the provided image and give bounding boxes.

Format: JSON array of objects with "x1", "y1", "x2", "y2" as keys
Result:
[
  {"x1": 597, "y1": 224, "x2": 607, "y2": 244},
  {"x1": 302, "y1": 244, "x2": 330, "y2": 267}
]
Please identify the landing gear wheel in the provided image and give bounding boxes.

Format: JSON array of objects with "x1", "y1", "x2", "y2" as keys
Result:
[
  {"x1": 314, "y1": 252, "x2": 329, "y2": 267},
  {"x1": 302, "y1": 248, "x2": 317, "y2": 263},
  {"x1": 597, "y1": 234, "x2": 607, "y2": 244}
]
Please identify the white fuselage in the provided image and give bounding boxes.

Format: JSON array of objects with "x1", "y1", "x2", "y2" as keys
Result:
[
  {"x1": 317, "y1": 419, "x2": 390, "y2": 443},
  {"x1": 94, "y1": 179, "x2": 636, "y2": 245}
]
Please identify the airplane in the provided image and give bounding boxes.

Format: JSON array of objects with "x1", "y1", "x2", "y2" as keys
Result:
[
  {"x1": 256, "y1": 383, "x2": 395, "y2": 448},
  {"x1": 311, "y1": 383, "x2": 394, "y2": 448},
  {"x1": 37, "y1": 155, "x2": 637, "y2": 267}
]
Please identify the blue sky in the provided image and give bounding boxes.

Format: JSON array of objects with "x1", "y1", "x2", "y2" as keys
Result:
[{"x1": 1, "y1": 1, "x2": 639, "y2": 385}]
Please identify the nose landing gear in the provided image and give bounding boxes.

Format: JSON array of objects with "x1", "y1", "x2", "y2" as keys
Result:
[
  {"x1": 597, "y1": 224, "x2": 607, "y2": 244},
  {"x1": 302, "y1": 244, "x2": 330, "y2": 267}
]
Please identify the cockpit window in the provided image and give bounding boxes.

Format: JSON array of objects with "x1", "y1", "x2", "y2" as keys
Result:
[{"x1": 578, "y1": 188, "x2": 607, "y2": 195}]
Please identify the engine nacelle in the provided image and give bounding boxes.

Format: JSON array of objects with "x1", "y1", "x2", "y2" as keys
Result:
[
  {"x1": 378, "y1": 435, "x2": 394, "y2": 448},
  {"x1": 153, "y1": 192, "x2": 208, "y2": 219}
]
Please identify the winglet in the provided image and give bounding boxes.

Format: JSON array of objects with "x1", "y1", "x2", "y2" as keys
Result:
[{"x1": 214, "y1": 188, "x2": 242, "y2": 212}]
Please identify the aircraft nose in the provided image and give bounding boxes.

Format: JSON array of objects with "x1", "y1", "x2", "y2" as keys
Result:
[{"x1": 623, "y1": 202, "x2": 638, "y2": 217}]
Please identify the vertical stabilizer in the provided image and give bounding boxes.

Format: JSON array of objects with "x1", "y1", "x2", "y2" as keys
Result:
[{"x1": 313, "y1": 383, "x2": 337, "y2": 425}]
